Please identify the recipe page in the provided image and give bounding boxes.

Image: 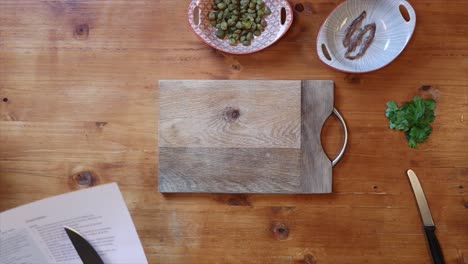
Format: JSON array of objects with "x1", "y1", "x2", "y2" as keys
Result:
[{"x1": 0, "y1": 183, "x2": 148, "y2": 264}]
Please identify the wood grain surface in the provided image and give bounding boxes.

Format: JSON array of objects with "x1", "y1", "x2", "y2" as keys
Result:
[
  {"x1": 159, "y1": 80, "x2": 333, "y2": 194},
  {"x1": 159, "y1": 80, "x2": 302, "y2": 149},
  {"x1": 159, "y1": 147, "x2": 301, "y2": 193},
  {"x1": 0, "y1": 0, "x2": 467, "y2": 263},
  {"x1": 301, "y1": 80, "x2": 333, "y2": 193}
]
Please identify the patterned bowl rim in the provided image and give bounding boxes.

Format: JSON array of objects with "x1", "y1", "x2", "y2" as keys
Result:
[
  {"x1": 316, "y1": 0, "x2": 417, "y2": 74},
  {"x1": 187, "y1": 0, "x2": 294, "y2": 55}
]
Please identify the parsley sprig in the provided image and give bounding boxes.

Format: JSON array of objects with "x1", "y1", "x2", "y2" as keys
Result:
[{"x1": 385, "y1": 96, "x2": 436, "y2": 148}]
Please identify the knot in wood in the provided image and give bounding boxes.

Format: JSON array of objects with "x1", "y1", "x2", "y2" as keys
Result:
[
  {"x1": 223, "y1": 107, "x2": 240, "y2": 122},
  {"x1": 420, "y1": 85, "x2": 432, "y2": 91},
  {"x1": 212, "y1": 194, "x2": 251, "y2": 206},
  {"x1": 71, "y1": 171, "x2": 95, "y2": 187},
  {"x1": 74, "y1": 23, "x2": 89, "y2": 39},
  {"x1": 231, "y1": 64, "x2": 241, "y2": 71},
  {"x1": 95, "y1": 121, "x2": 108, "y2": 127},
  {"x1": 345, "y1": 74, "x2": 361, "y2": 84},
  {"x1": 227, "y1": 194, "x2": 250, "y2": 206},
  {"x1": 294, "y1": 3, "x2": 305, "y2": 12},
  {"x1": 271, "y1": 223, "x2": 289, "y2": 240},
  {"x1": 300, "y1": 254, "x2": 318, "y2": 264}
]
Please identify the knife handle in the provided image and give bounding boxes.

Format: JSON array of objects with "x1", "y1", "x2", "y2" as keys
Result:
[{"x1": 424, "y1": 226, "x2": 445, "y2": 264}]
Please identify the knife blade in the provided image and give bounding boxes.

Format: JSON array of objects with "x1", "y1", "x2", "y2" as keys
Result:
[
  {"x1": 407, "y1": 169, "x2": 445, "y2": 264},
  {"x1": 64, "y1": 227, "x2": 104, "y2": 264}
]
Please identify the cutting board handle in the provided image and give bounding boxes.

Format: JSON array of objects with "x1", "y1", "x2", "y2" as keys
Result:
[{"x1": 330, "y1": 108, "x2": 348, "y2": 167}]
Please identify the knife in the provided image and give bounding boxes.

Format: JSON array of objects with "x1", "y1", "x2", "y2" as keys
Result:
[
  {"x1": 407, "y1": 169, "x2": 445, "y2": 264},
  {"x1": 64, "y1": 227, "x2": 105, "y2": 264}
]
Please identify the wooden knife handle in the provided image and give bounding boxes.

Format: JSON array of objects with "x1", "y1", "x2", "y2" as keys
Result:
[{"x1": 424, "y1": 226, "x2": 445, "y2": 264}]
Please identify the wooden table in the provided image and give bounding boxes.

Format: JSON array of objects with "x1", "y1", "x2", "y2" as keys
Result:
[{"x1": 1, "y1": 0, "x2": 467, "y2": 263}]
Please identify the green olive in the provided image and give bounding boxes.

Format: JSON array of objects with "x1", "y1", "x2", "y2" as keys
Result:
[
  {"x1": 217, "y1": 3, "x2": 227, "y2": 9},
  {"x1": 221, "y1": 21, "x2": 228, "y2": 30},
  {"x1": 209, "y1": 11, "x2": 216, "y2": 20},
  {"x1": 215, "y1": 29, "x2": 225, "y2": 38}
]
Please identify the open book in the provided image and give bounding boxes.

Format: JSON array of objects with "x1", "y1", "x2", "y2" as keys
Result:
[{"x1": 0, "y1": 183, "x2": 148, "y2": 264}]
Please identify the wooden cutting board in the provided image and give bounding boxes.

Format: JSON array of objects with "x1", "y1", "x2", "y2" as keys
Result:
[{"x1": 158, "y1": 80, "x2": 334, "y2": 194}]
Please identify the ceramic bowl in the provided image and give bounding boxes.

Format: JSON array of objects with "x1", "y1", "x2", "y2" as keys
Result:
[
  {"x1": 316, "y1": 0, "x2": 416, "y2": 73},
  {"x1": 188, "y1": 0, "x2": 293, "y2": 54}
]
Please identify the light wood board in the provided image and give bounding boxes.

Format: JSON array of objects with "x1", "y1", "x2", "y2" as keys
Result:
[{"x1": 158, "y1": 80, "x2": 334, "y2": 193}]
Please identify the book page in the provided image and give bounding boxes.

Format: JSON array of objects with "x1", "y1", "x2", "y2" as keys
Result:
[{"x1": 0, "y1": 183, "x2": 148, "y2": 264}]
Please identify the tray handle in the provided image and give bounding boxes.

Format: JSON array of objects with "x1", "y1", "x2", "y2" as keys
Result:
[
  {"x1": 398, "y1": 1, "x2": 416, "y2": 25},
  {"x1": 318, "y1": 43, "x2": 333, "y2": 63},
  {"x1": 189, "y1": 1, "x2": 202, "y2": 27},
  {"x1": 279, "y1": 2, "x2": 293, "y2": 29},
  {"x1": 330, "y1": 108, "x2": 348, "y2": 167}
]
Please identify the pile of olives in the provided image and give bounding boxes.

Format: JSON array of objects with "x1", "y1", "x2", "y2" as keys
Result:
[{"x1": 208, "y1": 0, "x2": 271, "y2": 46}]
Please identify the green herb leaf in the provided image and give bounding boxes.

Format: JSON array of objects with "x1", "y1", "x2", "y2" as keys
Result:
[
  {"x1": 385, "y1": 96, "x2": 436, "y2": 148},
  {"x1": 385, "y1": 101, "x2": 398, "y2": 118}
]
